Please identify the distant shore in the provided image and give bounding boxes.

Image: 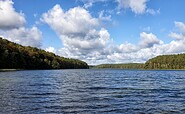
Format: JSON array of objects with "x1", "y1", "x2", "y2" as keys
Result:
[{"x1": 0, "y1": 69, "x2": 20, "y2": 72}]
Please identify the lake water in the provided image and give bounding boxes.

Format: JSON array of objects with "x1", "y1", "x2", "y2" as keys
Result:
[{"x1": 0, "y1": 69, "x2": 185, "y2": 113}]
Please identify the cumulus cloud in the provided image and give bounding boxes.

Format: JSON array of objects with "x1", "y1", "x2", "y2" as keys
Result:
[
  {"x1": 116, "y1": 42, "x2": 137, "y2": 53},
  {"x1": 0, "y1": 27, "x2": 42, "y2": 47},
  {"x1": 106, "y1": 32, "x2": 164, "y2": 63},
  {"x1": 0, "y1": 0, "x2": 42, "y2": 47},
  {"x1": 42, "y1": 4, "x2": 112, "y2": 64},
  {"x1": 42, "y1": 5, "x2": 99, "y2": 36},
  {"x1": 169, "y1": 21, "x2": 185, "y2": 40},
  {"x1": 117, "y1": 0, "x2": 147, "y2": 14},
  {"x1": 0, "y1": 0, "x2": 25, "y2": 29},
  {"x1": 168, "y1": 32, "x2": 185, "y2": 40},
  {"x1": 117, "y1": 0, "x2": 159, "y2": 15},
  {"x1": 139, "y1": 32, "x2": 163, "y2": 48}
]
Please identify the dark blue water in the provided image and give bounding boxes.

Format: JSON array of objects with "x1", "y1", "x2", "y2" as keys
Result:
[{"x1": 0, "y1": 69, "x2": 185, "y2": 113}]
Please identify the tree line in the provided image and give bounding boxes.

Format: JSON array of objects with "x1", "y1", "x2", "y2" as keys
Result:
[
  {"x1": 95, "y1": 63, "x2": 144, "y2": 69},
  {"x1": 1, "y1": 37, "x2": 185, "y2": 70},
  {"x1": 95, "y1": 54, "x2": 185, "y2": 70},
  {"x1": 0, "y1": 37, "x2": 89, "y2": 69}
]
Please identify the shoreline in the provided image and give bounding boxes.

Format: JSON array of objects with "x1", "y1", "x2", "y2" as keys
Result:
[
  {"x1": 1, "y1": 68, "x2": 185, "y2": 72},
  {"x1": 0, "y1": 69, "x2": 20, "y2": 72},
  {"x1": 91, "y1": 68, "x2": 185, "y2": 71}
]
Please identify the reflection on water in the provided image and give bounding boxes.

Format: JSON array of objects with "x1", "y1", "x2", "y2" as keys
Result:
[{"x1": 0, "y1": 69, "x2": 185, "y2": 113}]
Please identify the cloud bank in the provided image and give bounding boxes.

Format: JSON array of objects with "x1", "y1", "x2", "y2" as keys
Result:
[{"x1": 42, "y1": 4, "x2": 185, "y2": 65}]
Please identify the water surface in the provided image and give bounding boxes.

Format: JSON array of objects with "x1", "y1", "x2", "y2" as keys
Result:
[{"x1": 0, "y1": 69, "x2": 185, "y2": 113}]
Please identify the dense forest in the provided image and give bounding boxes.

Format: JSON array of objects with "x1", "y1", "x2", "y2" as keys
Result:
[
  {"x1": 0, "y1": 37, "x2": 89, "y2": 69},
  {"x1": 144, "y1": 54, "x2": 185, "y2": 69},
  {"x1": 95, "y1": 63, "x2": 144, "y2": 69}
]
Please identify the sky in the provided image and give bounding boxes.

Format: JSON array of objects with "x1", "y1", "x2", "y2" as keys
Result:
[{"x1": 0, "y1": 0, "x2": 185, "y2": 65}]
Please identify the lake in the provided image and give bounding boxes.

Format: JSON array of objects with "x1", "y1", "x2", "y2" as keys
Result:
[{"x1": 0, "y1": 69, "x2": 185, "y2": 113}]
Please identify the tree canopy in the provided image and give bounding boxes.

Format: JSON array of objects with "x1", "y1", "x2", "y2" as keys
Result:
[
  {"x1": 144, "y1": 54, "x2": 185, "y2": 69},
  {"x1": 0, "y1": 37, "x2": 89, "y2": 69}
]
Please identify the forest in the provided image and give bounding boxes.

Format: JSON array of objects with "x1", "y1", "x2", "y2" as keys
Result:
[
  {"x1": 0, "y1": 37, "x2": 89, "y2": 69},
  {"x1": 144, "y1": 54, "x2": 185, "y2": 69}
]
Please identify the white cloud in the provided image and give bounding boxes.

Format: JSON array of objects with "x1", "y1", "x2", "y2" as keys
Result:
[
  {"x1": 117, "y1": 0, "x2": 147, "y2": 14},
  {"x1": 139, "y1": 32, "x2": 163, "y2": 48},
  {"x1": 42, "y1": 5, "x2": 99, "y2": 36},
  {"x1": 146, "y1": 8, "x2": 160, "y2": 15},
  {"x1": 42, "y1": 4, "x2": 112, "y2": 64},
  {"x1": 46, "y1": 47, "x2": 56, "y2": 53},
  {"x1": 78, "y1": 0, "x2": 109, "y2": 8},
  {"x1": 84, "y1": 2, "x2": 93, "y2": 9},
  {"x1": 174, "y1": 21, "x2": 185, "y2": 33},
  {"x1": 0, "y1": 0, "x2": 25, "y2": 29},
  {"x1": 0, "y1": 27, "x2": 42, "y2": 47},
  {"x1": 117, "y1": 42, "x2": 137, "y2": 53},
  {"x1": 106, "y1": 33, "x2": 164, "y2": 63},
  {"x1": 98, "y1": 10, "x2": 111, "y2": 21},
  {"x1": 168, "y1": 32, "x2": 185, "y2": 40},
  {"x1": 168, "y1": 21, "x2": 185, "y2": 40},
  {"x1": 166, "y1": 40, "x2": 185, "y2": 53},
  {"x1": 0, "y1": 0, "x2": 42, "y2": 47},
  {"x1": 117, "y1": 0, "x2": 159, "y2": 15}
]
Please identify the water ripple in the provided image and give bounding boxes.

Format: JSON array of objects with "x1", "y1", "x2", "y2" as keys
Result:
[{"x1": 0, "y1": 69, "x2": 185, "y2": 113}]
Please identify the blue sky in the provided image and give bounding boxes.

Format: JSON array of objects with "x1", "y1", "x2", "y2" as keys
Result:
[{"x1": 0, "y1": 0, "x2": 185, "y2": 65}]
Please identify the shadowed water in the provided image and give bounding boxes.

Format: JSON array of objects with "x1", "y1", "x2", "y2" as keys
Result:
[{"x1": 0, "y1": 69, "x2": 185, "y2": 113}]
